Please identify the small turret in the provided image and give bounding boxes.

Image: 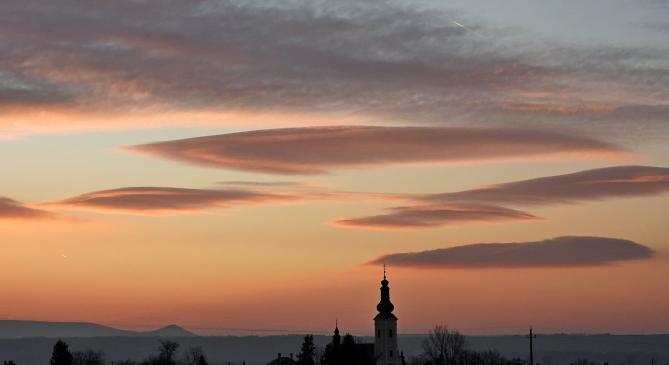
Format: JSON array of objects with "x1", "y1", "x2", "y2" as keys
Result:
[{"x1": 333, "y1": 320, "x2": 341, "y2": 347}]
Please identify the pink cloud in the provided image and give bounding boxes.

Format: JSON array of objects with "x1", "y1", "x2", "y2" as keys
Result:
[
  {"x1": 51, "y1": 186, "x2": 409, "y2": 215},
  {"x1": 334, "y1": 165, "x2": 669, "y2": 230},
  {"x1": 1, "y1": 1, "x2": 668, "y2": 140},
  {"x1": 332, "y1": 204, "x2": 537, "y2": 230},
  {"x1": 370, "y1": 236, "x2": 654, "y2": 268},
  {"x1": 0, "y1": 196, "x2": 55, "y2": 220},
  {"x1": 426, "y1": 165, "x2": 669, "y2": 206},
  {"x1": 126, "y1": 126, "x2": 626, "y2": 175},
  {"x1": 52, "y1": 187, "x2": 299, "y2": 215}
]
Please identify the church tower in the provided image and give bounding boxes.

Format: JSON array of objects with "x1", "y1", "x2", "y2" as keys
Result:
[
  {"x1": 333, "y1": 320, "x2": 341, "y2": 348},
  {"x1": 374, "y1": 266, "x2": 399, "y2": 365}
]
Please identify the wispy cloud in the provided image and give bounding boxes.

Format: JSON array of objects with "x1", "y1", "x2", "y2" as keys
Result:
[
  {"x1": 51, "y1": 187, "x2": 300, "y2": 215},
  {"x1": 333, "y1": 204, "x2": 537, "y2": 229},
  {"x1": 336, "y1": 165, "x2": 669, "y2": 230},
  {"x1": 0, "y1": 196, "x2": 55, "y2": 220},
  {"x1": 127, "y1": 126, "x2": 625, "y2": 175},
  {"x1": 51, "y1": 186, "x2": 409, "y2": 215},
  {"x1": 218, "y1": 181, "x2": 323, "y2": 188},
  {"x1": 370, "y1": 236, "x2": 654, "y2": 268},
  {"x1": 426, "y1": 165, "x2": 669, "y2": 206},
  {"x1": 0, "y1": 0, "x2": 667, "y2": 138}
]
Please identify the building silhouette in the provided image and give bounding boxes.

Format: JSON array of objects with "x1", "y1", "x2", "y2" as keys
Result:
[
  {"x1": 374, "y1": 268, "x2": 399, "y2": 365},
  {"x1": 267, "y1": 353, "x2": 298, "y2": 365},
  {"x1": 321, "y1": 269, "x2": 405, "y2": 365}
]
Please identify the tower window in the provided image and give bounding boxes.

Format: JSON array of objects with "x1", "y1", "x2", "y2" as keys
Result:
[
  {"x1": 389, "y1": 350, "x2": 393, "y2": 357},
  {"x1": 377, "y1": 329, "x2": 380, "y2": 338},
  {"x1": 389, "y1": 329, "x2": 393, "y2": 337}
]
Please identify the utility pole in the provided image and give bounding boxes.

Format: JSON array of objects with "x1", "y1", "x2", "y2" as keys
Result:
[{"x1": 526, "y1": 327, "x2": 536, "y2": 365}]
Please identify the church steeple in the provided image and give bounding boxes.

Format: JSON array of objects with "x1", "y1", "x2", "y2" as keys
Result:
[
  {"x1": 333, "y1": 320, "x2": 341, "y2": 347},
  {"x1": 374, "y1": 265, "x2": 399, "y2": 365},
  {"x1": 376, "y1": 265, "x2": 396, "y2": 317}
]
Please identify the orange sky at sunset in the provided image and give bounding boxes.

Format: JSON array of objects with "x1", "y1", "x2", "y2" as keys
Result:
[{"x1": 1, "y1": 0, "x2": 669, "y2": 336}]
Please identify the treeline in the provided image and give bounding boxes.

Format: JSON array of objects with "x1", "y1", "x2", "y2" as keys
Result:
[
  {"x1": 407, "y1": 326, "x2": 658, "y2": 365},
  {"x1": 3, "y1": 326, "x2": 656, "y2": 365},
  {"x1": 408, "y1": 325, "x2": 522, "y2": 365},
  {"x1": 46, "y1": 340, "x2": 209, "y2": 365}
]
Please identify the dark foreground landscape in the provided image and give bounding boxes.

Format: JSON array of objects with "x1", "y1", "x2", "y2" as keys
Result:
[{"x1": 2, "y1": 334, "x2": 668, "y2": 365}]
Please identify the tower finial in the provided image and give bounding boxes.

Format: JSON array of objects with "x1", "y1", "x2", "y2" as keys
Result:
[
  {"x1": 333, "y1": 319, "x2": 340, "y2": 341},
  {"x1": 383, "y1": 263, "x2": 387, "y2": 280}
]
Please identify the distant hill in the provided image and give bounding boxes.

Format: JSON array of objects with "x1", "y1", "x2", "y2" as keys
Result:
[
  {"x1": 141, "y1": 324, "x2": 197, "y2": 338},
  {"x1": 0, "y1": 320, "x2": 196, "y2": 339}
]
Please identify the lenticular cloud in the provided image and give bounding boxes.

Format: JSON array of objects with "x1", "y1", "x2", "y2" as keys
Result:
[
  {"x1": 127, "y1": 126, "x2": 625, "y2": 175},
  {"x1": 426, "y1": 166, "x2": 669, "y2": 206},
  {"x1": 370, "y1": 236, "x2": 654, "y2": 268},
  {"x1": 0, "y1": 196, "x2": 54, "y2": 220},
  {"x1": 333, "y1": 204, "x2": 537, "y2": 229},
  {"x1": 336, "y1": 165, "x2": 669, "y2": 230}
]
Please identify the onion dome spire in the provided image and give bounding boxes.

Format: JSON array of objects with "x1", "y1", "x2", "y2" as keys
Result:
[
  {"x1": 376, "y1": 264, "x2": 395, "y2": 316},
  {"x1": 333, "y1": 319, "x2": 341, "y2": 346}
]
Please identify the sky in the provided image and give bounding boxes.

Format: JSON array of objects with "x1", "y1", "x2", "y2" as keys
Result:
[{"x1": 1, "y1": 0, "x2": 669, "y2": 336}]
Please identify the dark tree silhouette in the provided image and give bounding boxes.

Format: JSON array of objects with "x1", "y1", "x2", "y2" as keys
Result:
[
  {"x1": 141, "y1": 340, "x2": 180, "y2": 365},
  {"x1": 50, "y1": 340, "x2": 74, "y2": 365},
  {"x1": 184, "y1": 347, "x2": 201, "y2": 365},
  {"x1": 574, "y1": 360, "x2": 600, "y2": 365},
  {"x1": 184, "y1": 347, "x2": 208, "y2": 365},
  {"x1": 115, "y1": 361, "x2": 138, "y2": 365},
  {"x1": 340, "y1": 334, "x2": 358, "y2": 365},
  {"x1": 321, "y1": 333, "x2": 358, "y2": 365},
  {"x1": 72, "y1": 349, "x2": 105, "y2": 365},
  {"x1": 342, "y1": 334, "x2": 356, "y2": 347},
  {"x1": 421, "y1": 326, "x2": 467, "y2": 365},
  {"x1": 195, "y1": 355, "x2": 208, "y2": 365},
  {"x1": 297, "y1": 334, "x2": 316, "y2": 365},
  {"x1": 4, "y1": 361, "x2": 17, "y2": 365},
  {"x1": 320, "y1": 343, "x2": 336, "y2": 365},
  {"x1": 411, "y1": 327, "x2": 522, "y2": 365},
  {"x1": 478, "y1": 350, "x2": 507, "y2": 365},
  {"x1": 158, "y1": 341, "x2": 179, "y2": 363}
]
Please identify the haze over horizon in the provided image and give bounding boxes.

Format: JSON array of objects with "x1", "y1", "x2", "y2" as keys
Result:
[{"x1": 1, "y1": 0, "x2": 668, "y2": 337}]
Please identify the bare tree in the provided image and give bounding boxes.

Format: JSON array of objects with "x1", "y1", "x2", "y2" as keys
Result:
[
  {"x1": 421, "y1": 325, "x2": 467, "y2": 365},
  {"x1": 158, "y1": 341, "x2": 180, "y2": 364},
  {"x1": 141, "y1": 340, "x2": 180, "y2": 365},
  {"x1": 184, "y1": 347, "x2": 208, "y2": 365},
  {"x1": 184, "y1": 347, "x2": 202, "y2": 365},
  {"x1": 478, "y1": 350, "x2": 506, "y2": 365},
  {"x1": 72, "y1": 349, "x2": 106, "y2": 365}
]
